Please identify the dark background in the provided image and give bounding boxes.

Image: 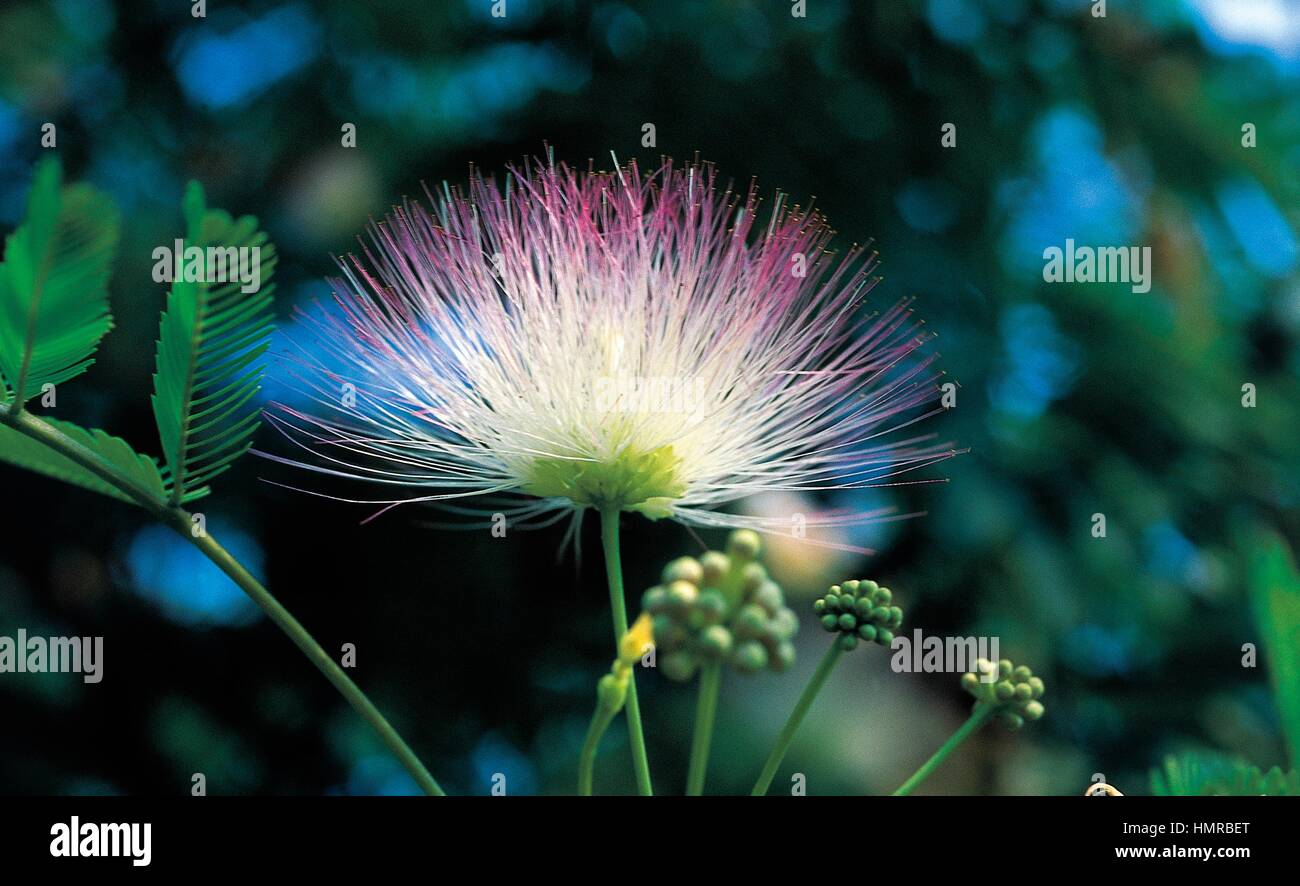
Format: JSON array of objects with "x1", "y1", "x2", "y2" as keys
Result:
[{"x1": 0, "y1": 0, "x2": 1297, "y2": 795}]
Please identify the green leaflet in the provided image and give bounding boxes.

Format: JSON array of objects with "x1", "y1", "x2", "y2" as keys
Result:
[
  {"x1": 1154, "y1": 531, "x2": 1300, "y2": 797},
  {"x1": 0, "y1": 415, "x2": 165, "y2": 505},
  {"x1": 1247, "y1": 528, "x2": 1300, "y2": 769},
  {"x1": 151, "y1": 181, "x2": 277, "y2": 505},
  {"x1": 0, "y1": 157, "x2": 119, "y2": 406},
  {"x1": 1151, "y1": 752, "x2": 1300, "y2": 796}
]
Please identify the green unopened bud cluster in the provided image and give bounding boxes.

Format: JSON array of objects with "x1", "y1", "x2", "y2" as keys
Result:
[
  {"x1": 640, "y1": 530, "x2": 799, "y2": 681},
  {"x1": 813, "y1": 580, "x2": 903, "y2": 651},
  {"x1": 960, "y1": 658, "x2": 1046, "y2": 730}
]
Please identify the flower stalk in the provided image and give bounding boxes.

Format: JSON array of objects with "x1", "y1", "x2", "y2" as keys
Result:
[
  {"x1": 598, "y1": 507, "x2": 654, "y2": 795},
  {"x1": 892, "y1": 703, "x2": 994, "y2": 796},
  {"x1": 686, "y1": 660, "x2": 722, "y2": 795},
  {"x1": 577, "y1": 613, "x2": 653, "y2": 795},
  {"x1": 577, "y1": 707, "x2": 618, "y2": 795},
  {"x1": 751, "y1": 640, "x2": 844, "y2": 795},
  {"x1": 751, "y1": 579, "x2": 903, "y2": 796}
]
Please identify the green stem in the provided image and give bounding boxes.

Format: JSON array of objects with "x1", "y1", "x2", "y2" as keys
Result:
[
  {"x1": 577, "y1": 704, "x2": 618, "y2": 796},
  {"x1": 751, "y1": 640, "x2": 844, "y2": 795},
  {"x1": 598, "y1": 507, "x2": 653, "y2": 796},
  {"x1": 0, "y1": 405, "x2": 445, "y2": 797},
  {"x1": 187, "y1": 529, "x2": 445, "y2": 796},
  {"x1": 754, "y1": 633, "x2": 842, "y2": 795},
  {"x1": 892, "y1": 703, "x2": 995, "y2": 796},
  {"x1": 686, "y1": 661, "x2": 722, "y2": 795}
]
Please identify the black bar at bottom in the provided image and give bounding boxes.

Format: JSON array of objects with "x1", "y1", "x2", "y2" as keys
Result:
[{"x1": 0, "y1": 795, "x2": 1284, "y2": 872}]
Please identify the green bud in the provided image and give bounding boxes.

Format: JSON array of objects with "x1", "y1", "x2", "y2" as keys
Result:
[
  {"x1": 773, "y1": 641, "x2": 797, "y2": 673},
  {"x1": 665, "y1": 580, "x2": 699, "y2": 612},
  {"x1": 870, "y1": 606, "x2": 891, "y2": 624},
  {"x1": 960, "y1": 672, "x2": 979, "y2": 694},
  {"x1": 841, "y1": 579, "x2": 861, "y2": 596},
  {"x1": 735, "y1": 604, "x2": 769, "y2": 640},
  {"x1": 1013, "y1": 665, "x2": 1032, "y2": 683},
  {"x1": 837, "y1": 613, "x2": 858, "y2": 632},
  {"x1": 741, "y1": 562, "x2": 767, "y2": 592},
  {"x1": 813, "y1": 598, "x2": 826, "y2": 615},
  {"x1": 827, "y1": 584, "x2": 842, "y2": 597},
  {"x1": 700, "y1": 551, "x2": 730, "y2": 586},
  {"x1": 1022, "y1": 701, "x2": 1044, "y2": 721},
  {"x1": 838, "y1": 634, "x2": 859, "y2": 651},
  {"x1": 860, "y1": 580, "x2": 880, "y2": 597},
  {"x1": 1028, "y1": 676, "x2": 1045, "y2": 698},
  {"x1": 726, "y1": 529, "x2": 762, "y2": 562},
  {"x1": 699, "y1": 625, "x2": 733, "y2": 659},
  {"x1": 824, "y1": 594, "x2": 842, "y2": 613},
  {"x1": 696, "y1": 588, "x2": 728, "y2": 624},
  {"x1": 1014, "y1": 683, "x2": 1033, "y2": 702},
  {"x1": 888, "y1": 606, "x2": 904, "y2": 629},
  {"x1": 998, "y1": 659, "x2": 1013, "y2": 679},
  {"x1": 660, "y1": 652, "x2": 698, "y2": 682},
  {"x1": 641, "y1": 585, "x2": 668, "y2": 613},
  {"x1": 1000, "y1": 711, "x2": 1024, "y2": 730},
  {"x1": 857, "y1": 623, "x2": 877, "y2": 642},
  {"x1": 871, "y1": 584, "x2": 889, "y2": 604},
  {"x1": 855, "y1": 598, "x2": 875, "y2": 618},
  {"x1": 597, "y1": 673, "x2": 627, "y2": 711},
  {"x1": 821, "y1": 614, "x2": 839, "y2": 632},
  {"x1": 768, "y1": 608, "x2": 798, "y2": 641},
  {"x1": 754, "y1": 581, "x2": 784, "y2": 613},
  {"x1": 875, "y1": 628, "x2": 893, "y2": 646},
  {"x1": 733, "y1": 640, "x2": 768, "y2": 673},
  {"x1": 995, "y1": 680, "x2": 1015, "y2": 701},
  {"x1": 652, "y1": 615, "x2": 681, "y2": 650},
  {"x1": 661, "y1": 556, "x2": 703, "y2": 586}
]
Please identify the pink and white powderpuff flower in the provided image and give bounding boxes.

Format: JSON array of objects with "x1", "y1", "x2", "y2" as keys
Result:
[{"x1": 264, "y1": 156, "x2": 959, "y2": 541}]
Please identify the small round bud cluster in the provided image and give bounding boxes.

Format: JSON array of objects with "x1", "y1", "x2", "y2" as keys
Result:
[
  {"x1": 813, "y1": 580, "x2": 902, "y2": 652},
  {"x1": 640, "y1": 531, "x2": 799, "y2": 681},
  {"x1": 960, "y1": 658, "x2": 1046, "y2": 730}
]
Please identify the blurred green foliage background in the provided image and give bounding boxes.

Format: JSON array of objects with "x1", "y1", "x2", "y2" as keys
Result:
[{"x1": 0, "y1": 0, "x2": 1297, "y2": 795}]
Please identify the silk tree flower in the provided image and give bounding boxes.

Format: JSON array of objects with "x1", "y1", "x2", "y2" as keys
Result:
[{"x1": 265, "y1": 157, "x2": 958, "y2": 536}]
